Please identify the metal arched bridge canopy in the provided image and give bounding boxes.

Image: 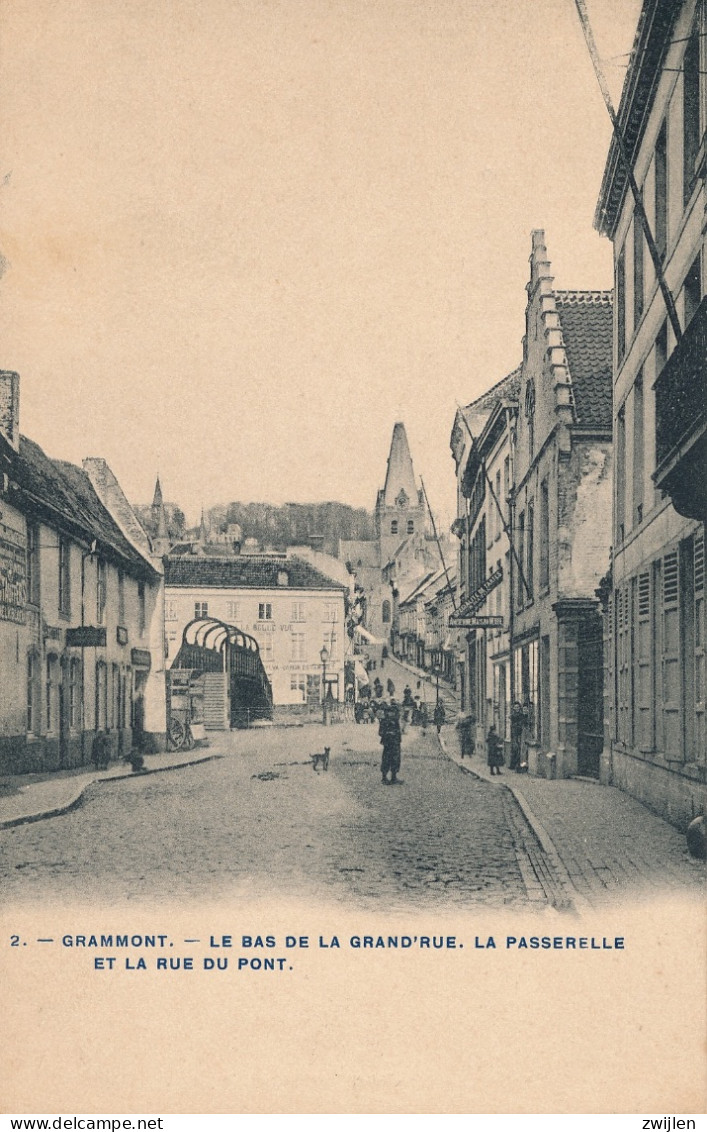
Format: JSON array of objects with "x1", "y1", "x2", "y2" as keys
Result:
[
  {"x1": 181, "y1": 616, "x2": 260, "y2": 659},
  {"x1": 171, "y1": 616, "x2": 273, "y2": 724}
]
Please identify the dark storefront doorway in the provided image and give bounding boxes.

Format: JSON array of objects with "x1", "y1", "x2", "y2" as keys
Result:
[{"x1": 577, "y1": 616, "x2": 603, "y2": 778}]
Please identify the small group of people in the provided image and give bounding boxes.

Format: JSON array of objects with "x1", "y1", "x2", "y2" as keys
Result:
[{"x1": 454, "y1": 700, "x2": 530, "y2": 776}]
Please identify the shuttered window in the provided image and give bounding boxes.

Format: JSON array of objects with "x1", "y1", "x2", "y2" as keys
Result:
[{"x1": 659, "y1": 551, "x2": 681, "y2": 757}]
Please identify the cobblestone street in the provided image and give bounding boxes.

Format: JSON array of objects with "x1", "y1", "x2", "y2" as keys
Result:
[{"x1": 0, "y1": 720, "x2": 570, "y2": 911}]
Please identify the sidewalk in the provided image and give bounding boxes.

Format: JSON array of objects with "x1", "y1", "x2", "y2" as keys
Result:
[
  {"x1": 0, "y1": 747, "x2": 221, "y2": 830},
  {"x1": 385, "y1": 655, "x2": 459, "y2": 710},
  {"x1": 439, "y1": 723, "x2": 705, "y2": 908}
]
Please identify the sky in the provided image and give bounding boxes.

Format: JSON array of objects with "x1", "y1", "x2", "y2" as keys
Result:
[{"x1": 0, "y1": 0, "x2": 641, "y2": 528}]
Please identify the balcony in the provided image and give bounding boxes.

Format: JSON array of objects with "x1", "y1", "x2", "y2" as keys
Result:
[{"x1": 653, "y1": 297, "x2": 707, "y2": 522}]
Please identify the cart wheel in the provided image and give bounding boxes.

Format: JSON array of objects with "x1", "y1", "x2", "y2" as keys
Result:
[{"x1": 168, "y1": 718, "x2": 186, "y2": 750}]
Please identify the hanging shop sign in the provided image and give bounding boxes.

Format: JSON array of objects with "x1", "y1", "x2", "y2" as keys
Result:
[
  {"x1": 65, "y1": 626, "x2": 107, "y2": 648},
  {"x1": 448, "y1": 613, "x2": 504, "y2": 630}
]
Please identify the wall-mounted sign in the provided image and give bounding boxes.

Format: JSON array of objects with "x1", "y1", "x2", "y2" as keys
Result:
[
  {"x1": 66, "y1": 626, "x2": 107, "y2": 648},
  {"x1": 0, "y1": 528, "x2": 27, "y2": 624},
  {"x1": 131, "y1": 648, "x2": 152, "y2": 669},
  {"x1": 448, "y1": 568, "x2": 504, "y2": 629},
  {"x1": 448, "y1": 614, "x2": 504, "y2": 630},
  {"x1": 116, "y1": 625, "x2": 129, "y2": 645},
  {"x1": 467, "y1": 567, "x2": 503, "y2": 610}
]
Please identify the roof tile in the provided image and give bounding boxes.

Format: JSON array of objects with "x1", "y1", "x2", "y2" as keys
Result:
[
  {"x1": 554, "y1": 291, "x2": 613, "y2": 431},
  {"x1": 164, "y1": 555, "x2": 346, "y2": 591}
]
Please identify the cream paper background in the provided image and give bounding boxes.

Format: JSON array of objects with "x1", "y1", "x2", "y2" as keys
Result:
[
  {"x1": 2, "y1": 898, "x2": 706, "y2": 1113},
  {"x1": 1, "y1": 0, "x2": 706, "y2": 1115}
]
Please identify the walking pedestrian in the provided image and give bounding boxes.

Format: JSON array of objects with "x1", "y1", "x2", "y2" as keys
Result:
[
  {"x1": 379, "y1": 701, "x2": 402, "y2": 785},
  {"x1": 486, "y1": 724, "x2": 504, "y2": 775},
  {"x1": 433, "y1": 699, "x2": 446, "y2": 734},
  {"x1": 386, "y1": 677, "x2": 395, "y2": 697},
  {"x1": 420, "y1": 700, "x2": 429, "y2": 733}
]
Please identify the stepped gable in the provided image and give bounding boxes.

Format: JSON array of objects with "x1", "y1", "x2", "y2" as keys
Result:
[
  {"x1": 553, "y1": 290, "x2": 613, "y2": 431},
  {"x1": 164, "y1": 554, "x2": 346, "y2": 591},
  {"x1": 14, "y1": 437, "x2": 156, "y2": 575}
]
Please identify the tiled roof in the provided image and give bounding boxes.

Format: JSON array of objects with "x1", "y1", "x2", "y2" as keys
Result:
[
  {"x1": 399, "y1": 568, "x2": 446, "y2": 607},
  {"x1": 10, "y1": 436, "x2": 156, "y2": 576},
  {"x1": 164, "y1": 554, "x2": 346, "y2": 591},
  {"x1": 462, "y1": 365, "x2": 522, "y2": 416},
  {"x1": 554, "y1": 291, "x2": 613, "y2": 431}
]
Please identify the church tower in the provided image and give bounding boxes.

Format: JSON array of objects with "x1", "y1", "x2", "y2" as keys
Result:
[
  {"x1": 375, "y1": 422, "x2": 426, "y2": 565},
  {"x1": 150, "y1": 476, "x2": 171, "y2": 558}
]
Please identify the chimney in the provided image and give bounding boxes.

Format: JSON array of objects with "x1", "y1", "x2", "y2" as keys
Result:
[{"x1": 0, "y1": 371, "x2": 20, "y2": 451}]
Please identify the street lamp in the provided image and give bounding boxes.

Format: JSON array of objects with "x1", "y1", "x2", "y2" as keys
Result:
[{"x1": 320, "y1": 644, "x2": 329, "y2": 726}]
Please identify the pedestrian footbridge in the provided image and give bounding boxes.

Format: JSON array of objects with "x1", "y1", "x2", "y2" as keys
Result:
[{"x1": 170, "y1": 617, "x2": 273, "y2": 728}]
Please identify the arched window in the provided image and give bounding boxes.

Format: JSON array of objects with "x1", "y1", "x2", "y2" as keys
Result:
[
  {"x1": 390, "y1": 520, "x2": 398, "y2": 535},
  {"x1": 525, "y1": 381, "x2": 536, "y2": 459},
  {"x1": 382, "y1": 600, "x2": 391, "y2": 624},
  {"x1": 407, "y1": 519, "x2": 414, "y2": 534}
]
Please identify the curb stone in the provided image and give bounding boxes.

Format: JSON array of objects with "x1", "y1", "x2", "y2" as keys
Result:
[
  {"x1": 0, "y1": 753, "x2": 222, "y2": 831},
  {"x1": 437, "y1": 731, "x2": 591, "y2": 915}
]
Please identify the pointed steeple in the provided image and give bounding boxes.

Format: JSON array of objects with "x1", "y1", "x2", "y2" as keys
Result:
[
  {"x1": 150, "y1": 475, "x2": 171, "y2": 557},
  {"x1": 382, "y1": 422, "x2": 418, "y2": 508},
  {"x1": 152, "y1": 475, "x2": 164, "y2": 510},
  {"x1": 199, "y1": 507, "x2": 209, "y2": 546}
]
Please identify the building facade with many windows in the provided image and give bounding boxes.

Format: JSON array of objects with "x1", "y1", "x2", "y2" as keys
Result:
[
  {"x1": 595, "y1": 0, "x2": 705, "y2": 828},
  {"x1": 164, "y1": 555, "x2": 347, "y2": 714},
  {"x1": 0, "y1": 371, "x2": 166, "y2": 774},
  {"x1": 450, "y1": 368, "x2": 519, "y2": 746}
]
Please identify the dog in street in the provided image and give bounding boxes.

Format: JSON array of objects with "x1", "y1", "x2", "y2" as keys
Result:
[{"x1": 311, "y1": 747, "x2": 330, "y2": 772}]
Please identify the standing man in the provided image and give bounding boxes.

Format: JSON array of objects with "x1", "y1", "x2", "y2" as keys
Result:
[
  {"x1": 379, "y1": 700, "x2": 402, "y2": 785},
  {"x1": 510, "y1": 701, "x2": 524, "y2": 772},
  {"x1": 433, "y1": 699, "x2": 446, "y2": 734}
]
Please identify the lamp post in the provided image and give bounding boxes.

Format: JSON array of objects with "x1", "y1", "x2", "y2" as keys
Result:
[{"x1": 320, "y1": 644, "x2": 329, "y2": 726}]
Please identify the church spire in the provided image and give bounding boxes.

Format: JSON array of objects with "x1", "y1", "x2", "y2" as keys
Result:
[
  {"x1": 150, "y1": 475, "x2": 171, "y2": 557},
  {"x1": 382, "y1": 421, "x2": 418, "y2": 508},
  {"x1": 152, "y1": 475, "x2": 164, "y2": 510}
]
